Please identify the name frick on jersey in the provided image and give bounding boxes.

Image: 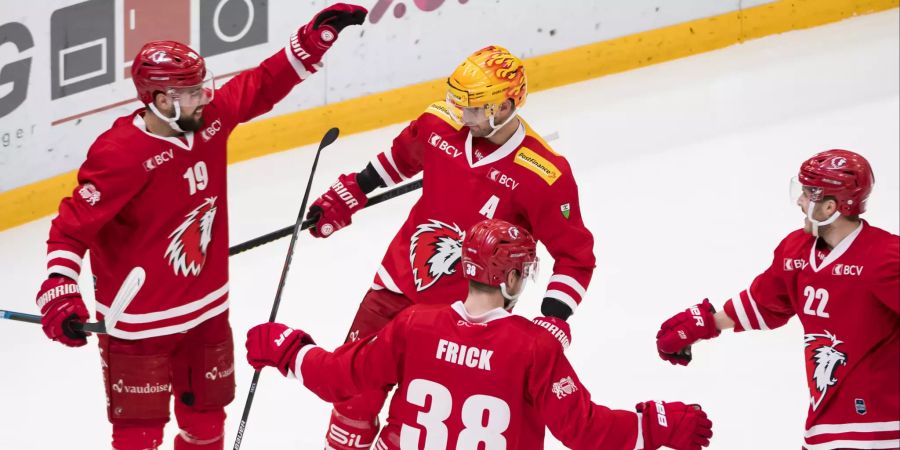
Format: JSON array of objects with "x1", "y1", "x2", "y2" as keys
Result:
[{"x1": 436, "y1": 339, "x2": 493, "y2": 371}]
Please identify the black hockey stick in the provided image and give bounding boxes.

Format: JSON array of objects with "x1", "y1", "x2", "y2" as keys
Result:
[
  {"x1": 232, "y1": 127, "x2": 339, "y2": 450},
  {"x1": 0, "y1": 309, "x2": 105, "y2": 333},
  {"x1": 228, "y1": 178, "x2": 422, "y2": 256}
]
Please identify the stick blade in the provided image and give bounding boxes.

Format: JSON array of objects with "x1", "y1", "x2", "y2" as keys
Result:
[{"x1": 320, "y1": 127, "x2": 340, "y2": 149}]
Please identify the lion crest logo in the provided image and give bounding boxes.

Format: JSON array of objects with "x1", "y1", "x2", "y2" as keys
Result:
[
  {"x1": 165, "y1": 197, "x2": 218, "y2": 276},
  {"x1": 804, "y1": 331, "x2": 847, "y2": 411},
  {"x1": 409, "y1": 220, "x2": 464, "y2": 291},
  {"x1": 552, "y1": 376, "x2": 578, "y2": 399}
]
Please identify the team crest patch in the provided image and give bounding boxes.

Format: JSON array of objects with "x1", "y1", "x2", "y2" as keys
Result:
[
  {"x1": 804, "y1": 331, "x2": 847, "y2": 411},
  {"x1": 78, "y1": 183, "x2": 101, "y2": 206},
  {"x1": 410, "y1": 220, "x2": 465, "y2": 291},
  {"x1": 165, "y1": 197, "x2": 218, "y2": 276},
  {"x1": 560, "y1": 203, "x2": 571, "y2": 219},
  {"x1": 552, "y1": 376, "x2": 577, "y2": 399}
]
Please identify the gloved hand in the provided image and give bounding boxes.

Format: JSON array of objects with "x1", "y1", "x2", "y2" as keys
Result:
[
  {"x1": 246, "y1": 322, "x2": 315, "y2": 376},
  {"x1": 656, "y1": 299, "x2": 720, "y2": 366},
  {"x1": 307, "y1": 173, "x2": 368, "y2": 238},
  {"x1": 533, "y1": 316, "x2": 572, "y2": 350},
  {"x1": 290, "y1": 3, "x2": 368, "y2": 72},
  {"x1": 35, "y1": 276, "x2": 90, "y2": 347},
  {"x1": 636, "y1": 400, "x2": 713, "y2": 450}
]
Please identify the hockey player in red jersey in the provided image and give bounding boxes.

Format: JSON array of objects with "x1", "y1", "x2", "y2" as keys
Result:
[
  {"x1": 307, "y1": 44, "x2": 596, "y2": 448},
  {"x1": 246, "y1": 218, "x2": 713, "y2": 449},
  {"x1": 655, "y1": 149, "x2": 899, "y2": 450},
  {"x1": 31, "y1": 4, "x2": 367, "y2": 449}
]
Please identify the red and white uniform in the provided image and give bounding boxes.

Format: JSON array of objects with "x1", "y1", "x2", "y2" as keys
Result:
[
  {"x1": 723, "y1": 222, "x2": 900, "y2": 450},
  {"x1": 294, "y1": 302, "x2": 642, "y2": 449},
  {"x1": 45, "y1": 46, "x2": 315, "y2": 339},
  {"x1": 368, "y1": 102, "x2": 595, "y2": 310}
]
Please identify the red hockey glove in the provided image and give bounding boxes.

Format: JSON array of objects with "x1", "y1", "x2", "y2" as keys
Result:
[
  {"x1": 291, "y1": 3, "x2": 368, "y2": 72},
  {"x1": 656, "y1": 299, "x2": 720, "y2": 366},
  {"x1": 35, "y1": 276, "x2": 90, "y2": 347},
  {"x1": 532, "y1": 316, "x2": 572, "y2": 350},
  {"x1": 307, "y1": 173, "x2": 368, "y2": 238},
  {"x1": 245, "y1": 322, "x2": 315, "y2": 377},
  {"x1": 636, "y1": 401, "x2": 713, "y2": 450}
]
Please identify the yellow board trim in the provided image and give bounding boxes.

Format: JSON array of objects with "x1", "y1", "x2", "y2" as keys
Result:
[
  {"x1": 1, "y1": 0, "x2": 896, "y2": 231},
  {"x1": 514, "y1": 148, "x2": 563, "y2": 186}
]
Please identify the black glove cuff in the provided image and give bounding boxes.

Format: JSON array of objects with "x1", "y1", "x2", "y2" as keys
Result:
[
  {"x1": 541, "y1": 298, "x2": 573, "y2": 321},
  {"x1": 357, "y1": 164, "x2": 386, "y2": 194}
]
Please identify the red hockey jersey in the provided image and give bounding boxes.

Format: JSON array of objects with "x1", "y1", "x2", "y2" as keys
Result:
[
  {"x1": 293, "y1": 302, "x2": 642, "y2": 449},
  {"x1": 367, "y1": 103, "x2": 595, "y2": 311},
  {"x1": 722, "y1": 222, "x2": 900, "y2": 450},
  {"x1": 44, "y1": 45, "x2": 315, "y2": 339}
]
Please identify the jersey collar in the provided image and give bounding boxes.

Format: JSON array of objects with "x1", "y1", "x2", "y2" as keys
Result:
[
  {"x1": 809, "y1": 221, "x2": 864, "y2": 273},
  {"x1": 465, "y1": 122, "x2": 525, "y2": 169},
  {"x1": 451, "y1": 301, "x2": 511, "y2": 324},
  {"x1": 132, "y1": 113, "x2": 194, "y2": 151}
]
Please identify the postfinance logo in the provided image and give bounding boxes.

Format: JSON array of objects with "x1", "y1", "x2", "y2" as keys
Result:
[{"x1": 514, "y1": 147, "x2": 561, "y2": 186}]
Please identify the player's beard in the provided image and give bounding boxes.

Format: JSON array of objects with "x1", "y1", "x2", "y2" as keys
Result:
[{"x1": 176, "y1": 107, "x2": 205, "y2": 132}]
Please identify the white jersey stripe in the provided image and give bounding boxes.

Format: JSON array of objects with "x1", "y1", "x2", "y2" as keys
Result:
[
  {"x1": 377, "y1": 266, "x2": 403, "y2": 294},
  {"x1": 383, "y1": 150, "x2": 408, "y2": 181},
  {"x1": 290, "y1": 344, "x2": 320, "y2": 384},
  {"x1": 806, "y1": 421, "x2": 900, "y2": 437},
  {"x1": 47, "y1": 250, "x2": 82, "y2": 268},
  {"x1": 803, "y1": 439, "x2": 900, "y2": 450},
  {"x1": 371, "y1": 158, "x2": 398, "y2": 187},
  {"x1": 730, "y1": 292, "x2": 754, "y2": 330},
  {"x1": 47, "y1": 265, "x2": 80, "y2": 281},
  {"x1": 101, "y1": 300, "x2": 229, "y2": 340},
  {"x1": 745, "y1": 288, "x2": 770, "y2": 330},
  {"x1": 96, "y1": 282, "x2": 229, "y2": 323},
  {"x1": 545, "y1": 289, "x2": 578, "y2": 312},
  {"x1": 548, "y1": 274, "x2": 587, "y2": 298}
]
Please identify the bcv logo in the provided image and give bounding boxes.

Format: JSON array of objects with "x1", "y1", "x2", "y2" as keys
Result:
[
  {"x1": 429, "y1": 132, "x2": 461, "y2": 158},
  {"x1": 784, "y1": 258, "x2": 809, "y2": 271},
  {"x1": 200, "y1": 119, "x2": 222, "y2": 142},
  {"x1": 488, "y1": 168, "x2": 518, "y2": 190},
  {"x1": 832, "y1": 263, "x2": 863, "y2": 276}
]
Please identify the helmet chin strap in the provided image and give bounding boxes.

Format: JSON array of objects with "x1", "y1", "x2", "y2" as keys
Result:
[
  {"x1": 500, "y1": 282, "x2": 521, "y2": 311},
  {"x1": 148, "y1": 100, "x2": 186, "y2": 133},
  {"x1": 807, "y1": 201, "x2": 841, "y2": 237},
  {"x1": 485, "y1": 109, "x2": 518, "y2": 138}
]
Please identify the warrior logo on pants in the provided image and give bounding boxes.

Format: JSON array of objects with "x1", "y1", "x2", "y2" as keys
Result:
[{"x1": 409, "y1": 220, "x2": 464, "y2": 291}]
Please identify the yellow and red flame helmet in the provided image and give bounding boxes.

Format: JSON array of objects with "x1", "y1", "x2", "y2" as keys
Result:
[{"x1": 446, "y1": 45, "x2": 527, "y2": 113}]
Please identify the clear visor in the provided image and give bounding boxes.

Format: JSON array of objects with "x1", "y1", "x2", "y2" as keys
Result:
[
  {"x1": 168, "y1": 72, "x2": 215, "y2": 107},
  {"x1": 789, "y1": 176, "x2": 825, "y2": 204},
  {"x1": 521, "y1": 257, "x2": 539, "y2": 282},
  {"x1": 446, "y1": 93, "x2": 494, "y2": 124}
]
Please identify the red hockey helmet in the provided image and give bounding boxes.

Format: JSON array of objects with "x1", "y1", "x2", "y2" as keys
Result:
[
  {"x1": 462, "y1": 219, "x2": 538, "y2": 288},
  {"x1": 797, "y1": 149, "x2": 874, "y2": 215},
  {"x1": 131, "y1": 40, "x2": 208, "y2": 104}
]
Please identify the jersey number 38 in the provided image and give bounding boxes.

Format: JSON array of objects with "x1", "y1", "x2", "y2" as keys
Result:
[{"x1": 401, "y1": 378, "x2": 511, "y2": 449}]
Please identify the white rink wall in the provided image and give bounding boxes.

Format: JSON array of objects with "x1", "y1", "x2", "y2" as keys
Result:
[{"x1": 0, "y1": 8, "x2": 897, "y2": 450}]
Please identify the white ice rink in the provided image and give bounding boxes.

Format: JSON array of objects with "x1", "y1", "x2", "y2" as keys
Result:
[{"x1": 1, "y1": 10, "x2": 897, "y2": 450}]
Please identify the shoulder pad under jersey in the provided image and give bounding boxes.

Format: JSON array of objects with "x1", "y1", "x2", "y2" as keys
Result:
[{"x1": 422, "y1": 101, "x2": 464, "y2": 131}]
